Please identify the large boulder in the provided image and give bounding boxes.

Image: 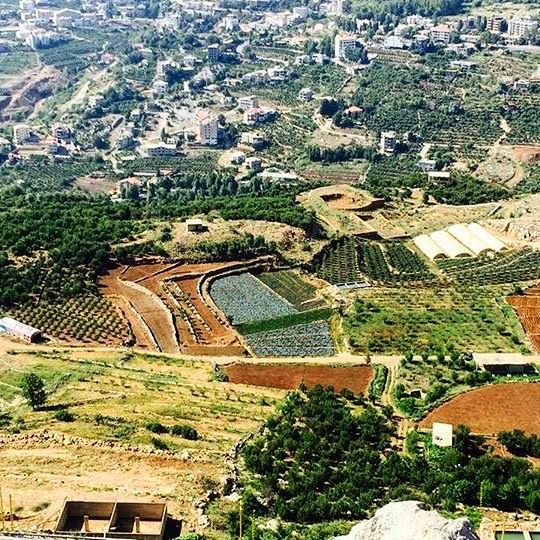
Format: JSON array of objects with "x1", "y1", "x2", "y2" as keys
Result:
[{"x1": 335, "y1": 501, "x2": 479, "y2": 540}]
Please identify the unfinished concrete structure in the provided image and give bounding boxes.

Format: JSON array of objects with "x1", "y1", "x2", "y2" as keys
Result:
[{"x1": 55, "y1": 501, "x2": 167, "y2": 540}]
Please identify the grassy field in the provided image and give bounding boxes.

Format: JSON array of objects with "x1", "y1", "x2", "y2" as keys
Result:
[
  {"x1": 0, "y1": 347, "x2": 283, "y2": 532},
  {"x1": 258, "y1": 270, "x2": 319, "y2": 308},
  {"x1": 0, "y1": 51, "x2": 38, "y2": 76},
  {"x1": 343, "y1": 285, "x2": 528, "y2": 354}
]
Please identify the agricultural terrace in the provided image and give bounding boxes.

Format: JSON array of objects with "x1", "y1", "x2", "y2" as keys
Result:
[
  {"x1": 210, "y1": 272, "x2": 335, "y2": 357},
  {"x1": 100, "y1": 261, "x2": 249, "y2": 356},
  {"x1": 438, "y1": 248, "x2": 540, "y2": 286},
  {"x1": 224, "y1": 364, "x2": 373, "y2": 395},
  {"x1": 508, "y1": 283, "x2": 540, "y2": 353},
  {"x1": 257, "y1": 270, "x2": 324, "y2": 310},
  {"x1": 343, "y1": 286, "x2": 527, "y2": 354},
  {"x1": 314, "y1": 238, "x2": 437, "y2": 286},
  {"x1": 0, "y1": 349, "x2": 283, "y2": 529},
  {"x1": 4, "y1": 296, "x2": 131, "y2": 346},
  {"x1": 420, "y1": 383, "x2": 540, "y2": 436}
]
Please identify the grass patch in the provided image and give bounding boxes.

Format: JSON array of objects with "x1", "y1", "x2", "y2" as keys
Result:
[{"x1": 236, "y1": 308, "x2": 332, "y2": 335}]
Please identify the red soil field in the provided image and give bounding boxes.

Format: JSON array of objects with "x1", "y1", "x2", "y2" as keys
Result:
[
  {"x1": 420, "y1": 383, "x2": 540, "y2": 435},
  {"x1": 508, "y1": 285, "x2": 540, "y2": 352},
  {"x1": 224, "y1": 364, "x2": 374, "y2": 395}
]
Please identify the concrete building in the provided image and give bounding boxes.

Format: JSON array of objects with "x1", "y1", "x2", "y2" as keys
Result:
[
  {"x1": 13, "y1": 124, "x2": 31, "y2": 145},
  {"x1": 430, "y1": 24, "x2": 452, "y2": 45},
  {"x1": 152, "y1": 79, "x2": 168, "y2": 97},
  {"x1": 245, "y1": 156, "x2": 262, "y2": 172},
  {"x1": 142, "y1": 143, "x2": 177, "y2": 157},
  {"x1": 238, "y1": 95, "x2": 259, "y2": 110},
  {"x1": 196, "y1": 110, "x2": 218, "y2": 146},
  {"x1": 186, "y1": 218, "x2": 205, "y2": 232},
  {"x1": 417, "y1": 159, "x2": 437, "y2": 172},
  {"x1": 507, "y1": 16, "x2": 537, "y2": 39},
  {"x1": 55, "y1": 501, "x2": 167, "y2": 540},
  {"x1": 298, "y1": 87, "x2": 314, "y2": 101},
  {"x1": 0, "y1": 317, "x2": 42, "y2": 343},
  {"x1": 53, "y1": 8, "x2": 80, "y2": 27},
  {"x1": 52, "y1": 122, "x2": 70, "y2": 140},
  {"x1": 332, "y1": 0, "x2": 343, "y2": 16},
  {"x1": 379, "y1": 131, "x2": 396, "y2": 154},
  {"x1": 224, "y1": 15, "x2": 239, "y2": 31},
  {"x1": 487, "y1": 16, "x2": 505, "y2": 33},
  {"x1": 334, "y1": 33, "x2": 357, "y2": 59},
  {"x1": 207, "y1": 43, "x2": 220, "y2": 62}
]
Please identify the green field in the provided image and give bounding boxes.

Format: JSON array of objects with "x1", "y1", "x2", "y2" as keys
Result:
[
  {"x1": 0, "y1": 51, "x2": 37, "y2": 76},
  {"x1": 343, "y1": 286, "x2": 528, "y2": 354},
  {"x1": 258, "y1": 270, "x2": 318, "y2": 308}
]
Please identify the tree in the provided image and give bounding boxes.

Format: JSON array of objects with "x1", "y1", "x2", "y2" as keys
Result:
[{"x1": 21, "y1": 373, "x2": 46, "y2": 410}]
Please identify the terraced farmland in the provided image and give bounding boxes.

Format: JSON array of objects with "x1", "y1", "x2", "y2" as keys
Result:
[
  {"x1": 508, "y1": 284, "x2": 540, "y2": 352},
  {"x1": 258, "y1": 270, "x2": 322, "y2": 309},
  {"x1": 313, "y1": 237, "x2": 364, "y2": 285},
  {"x1": 244, "y1": 320, "x2": 335, "y2": 357},
  {"x1": 438, "y1": 248, "x2": 540, "y2": 285},
  {"x1": 210, "y1": 273, "x2": 297, "y2": 325}
]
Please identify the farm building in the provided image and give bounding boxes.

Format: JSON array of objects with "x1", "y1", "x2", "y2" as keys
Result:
[
  {"x1": 186, "y1": 218, "x2": 205, "y2": 232},
  {"x1": 430, "y1": 230, "x2": 472, "y2": 258},
  {"x1": 413, "y1": 234, "x2": 446, "y2": 260},
  {"x1": 0, "y1": 317, "x2": 42, "y2": 343},
  {"x1": 55, "y1": 501, "x2": 167, "y2": 540},
  {"x1": 467, "y1": 222, "x2": 507, "y2": 252},
  {"x1": 446, "y1": 224, "x2": 492, "y2": 257}
]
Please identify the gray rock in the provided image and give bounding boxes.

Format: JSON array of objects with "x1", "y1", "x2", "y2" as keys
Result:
[{"x1": 335, "y1": 501, "x2": 479, "y2": 540}]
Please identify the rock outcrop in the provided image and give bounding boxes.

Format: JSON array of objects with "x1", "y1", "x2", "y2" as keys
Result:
[{"x1": 335, "y1": 501, "x2": 479, "y2": 540}]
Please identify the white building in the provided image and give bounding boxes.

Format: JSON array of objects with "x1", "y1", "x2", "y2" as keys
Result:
[
  {"x1": 142, "y1": 143, "x2": 177, "y2": 157},
  {"x1": 238, "y1": 95, "x2": 259, "y2": 110},
  {"x1": 507, "y1": 16, "x2": 537, "y2": 39},
  {"x1": 13, "y1": 124, "x2": 31, "y2": 145},
  {"x1": 334, "y1": 34, "x2": 357, "y2": 60},
  {"x1": 292, "y1": 6, "x2": 309, "y2": 20},
  {"x1": 298, "y1": 87, "x2": 314, "y2": 101},
  {"x1": 152, "y1": 79, "x2": 168, "y2": 97},
  {"x1": 224, "y1": 16, "x2": 239, "y2": 32},
  {"x1": 332, "y1": 0, "x2": 343, "y2": 16},
  {"x1": 380, "y1": 131, "x2": 396, "y2": 154},
  {"x1": 53, "y1": 8, "x2": 80, "y2": 27},
  {"x1": 430, "y1": 24, "x2": 452, "y2": 45},
  {"x1": 51, "y1": 122, "x2": 70, "y2": 140},
  {"x1": 196, "y1": 110, "x2": 218, "y2": 146}
]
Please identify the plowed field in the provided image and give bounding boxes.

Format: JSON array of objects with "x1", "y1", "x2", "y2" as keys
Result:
[
  {"x1": 508, "y1": 284, "x2": 540, "y2": 352},
  {"x1": 420, "y1": 383, "x2": 540, "y2": 435},
  {"x1": 225, "y1": 364, "x2": 373, "y2": 395}
]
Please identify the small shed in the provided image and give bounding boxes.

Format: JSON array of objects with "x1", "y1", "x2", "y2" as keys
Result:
[
  {"x1": 186, "y1": 218, "x2": 205, "y2": 233},
  {"x1": 432, "y1": 422, "x2": 453, "y2": 448}
]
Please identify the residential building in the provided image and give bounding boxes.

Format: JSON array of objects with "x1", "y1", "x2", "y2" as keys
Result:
[
  {"x1": 224, "y1": 15, "x2": 238, "y2": 31},
  {"x1": 507, "y1": 16, "x2": 537, "y2": 39},
  {"x1": 430, "y1": 24, "x2": 452, "y2": 45},
  {"x1": 152, "y1": 79, "x2": 168, "y2": 96},
  {"x1": 332, "y1": 0, "x2": 343, "y2": 16},
  {"x1": 238, "y1": 95, "x2": 259, "y2": 110},
  {"x1": 53, "y1": 8, "x2": 80, "y2": 27},
  {"x1": 334, "y1": 33, "x2": 357, "y2": 60},
  {"x1": 298, "y1": 87, "x2": 314, "y2": 101},
  {"x1": 207, "y1": 43, "x2": 220, "y2": 62},
  {"x1": 245, "y1": 156, "x2": 262, "y2": 172},
  {"x1": 292, "y1": 6, "x2": 309, "y2": 20},
  {"x1": 379, "y1": 130, "x2": 396, "y2": 154},
  {"x1": 417, "y1": 159, "x2": 437, "y2": 172},
  {"x1": 51, "y1": 122, "x2": 70, "y2": 140},
  {"x1": 514, "y1": 79, "x2": 530, "y2": 92},
  {"x1": 13, "y1": 124, "x2": 31, "y2": 145},
  {"x1": 240, "y1": 131, "x2": 266, "y2": 149},
  {"x1": 487, "y1": 16, "x2": 505, "y2": 33},
  {"x1": 196, "y1": 110, "x2": 218, "y2": 146},
  {"x1": 186, "y1": 218, "x2": 205, "y2": 232},
  {"x1": 142, "y1": 143, "x2": 177, "y2": 157}
]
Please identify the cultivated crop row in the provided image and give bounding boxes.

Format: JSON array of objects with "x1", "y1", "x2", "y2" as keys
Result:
[
  {"x1": 7, "y1": 296, "x2": 131, "y2": 344},
  {"x1": 313, "y1": 237, "x2": 364, "y2": 285},
  {"x1": 210, "y1": 273, "x2": 297, "y2": 325},
  {"x1": 258, "y1": 270, "x2": 318, "y2": 308},
  {"x1": 245, "y1": 320, "x2": 334, "y2": 357}
]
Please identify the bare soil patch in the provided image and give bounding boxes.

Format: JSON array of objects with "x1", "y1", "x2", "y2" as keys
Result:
[
  {"x1": 508, "y1": 284, "x2": 540, "y2": 352},
  {"x1": 420, "y1": 383, "x2": 540, "y2": 435},
  {"x1": 224, "y1": 363, "x2": 374, "y2": 395}
]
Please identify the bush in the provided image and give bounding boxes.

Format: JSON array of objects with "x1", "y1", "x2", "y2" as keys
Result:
[
  {"x1": 146, "y1": 421, "x2": 168, "y2": 434},
  {"x1": 171, "y1": 424, "x2": 199, "y2": 440},
  {"x1": 53, "y1": 408, "x2": 75, "y2": 422},
  {"x1": 150, "y1": 437, "x2": 169, "y2": 450}
]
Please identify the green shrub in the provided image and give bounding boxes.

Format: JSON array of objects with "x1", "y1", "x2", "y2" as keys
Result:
[
  {"x1": 211, "y1": 364, "x2": 229, "y2": 382},
  {"x1": 170, "y1": 424, "x2": 199, "y2": 440},
  {"x1": 150, "y1": 437, "x2": 169, "y2": 450},
  {"x1": 53, "y1": 408, "x2": 75, "y2": 422},
  {"x1": 146, "y1": 421, "x2": 168, "y2": 434}
]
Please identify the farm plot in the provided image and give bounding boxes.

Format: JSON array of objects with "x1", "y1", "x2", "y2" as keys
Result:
[
  {"x1": 313, "y1": 237, "x2": 364, "y2": 285},
  {"x1": 420, "y1": 383, "x2": 540, "y2": 435},
  {"x1": 225, "y1": 363, "x2": 373, "y2": 394},
  {"x1": 343, "y1": 286, "x2": 527, "y2": 354},
  {"x1": 6, "y1": 296, "x2": 131, "y2": 346},
  {"x1": 244, "y1": 320, "x2": 335, "y2": 357},
  {"x1": 438, "y1": 248, "x2": 540, "y2": 285},
  {"x1": 257, "y1": 270, "x2": 322, "y2": 310},
  {"x1": 508, "y1": 284, "x2": 540, "y2": 352},
  {"x1": 210, "y1": 273, "x2": 297, "y2": 325}
]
